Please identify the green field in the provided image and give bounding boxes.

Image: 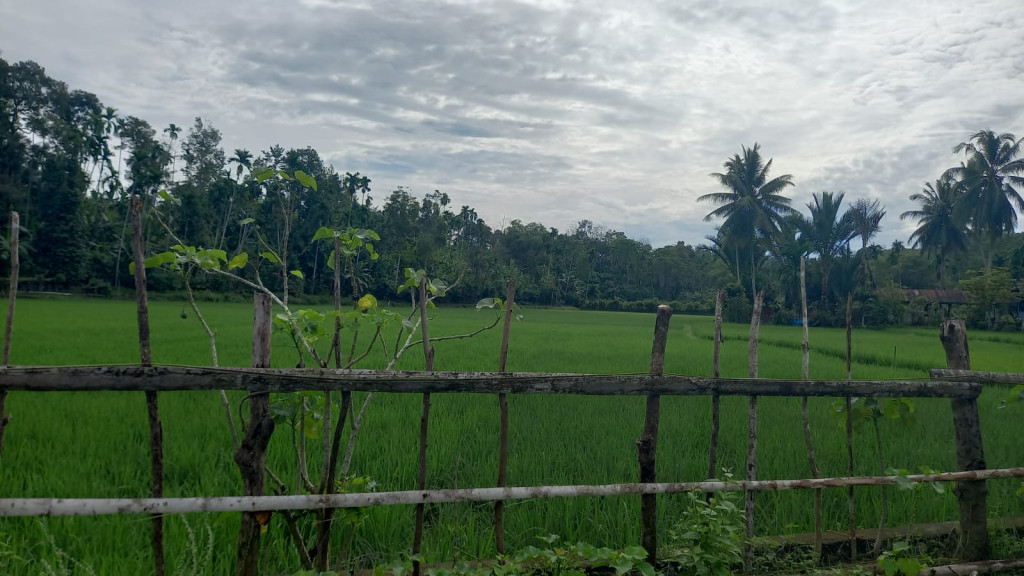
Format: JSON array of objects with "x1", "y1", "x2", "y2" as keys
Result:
[{"x1": 0, "y1": 298, "x2": 1022, "y2": 574}]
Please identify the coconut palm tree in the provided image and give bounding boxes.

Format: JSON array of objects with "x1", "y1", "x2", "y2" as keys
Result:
[
  {"x1": 944, "y1": 130, "x2": 1024, "y2": 268},
  {"x1": 228, "y1": 148, "x2": 253, "y2": 183},
  {"x1": 699, "y1": 143, "x2": 795, "y2": 296},
  {"x1": 900, "y1": 177, "x2": 968, "y2": 286},
  {"x1": 163, "y1": 123, "x2": 181, "y2": 184},
  {"x1": 848, "y1": 198, "x2": 886, "y2": 289},
  {"x1": 797, "y1": 191, "x2": 856, "y2": 302},
  {"x1": 848, "y1": 198, "x2": 886, "y2": 252}
]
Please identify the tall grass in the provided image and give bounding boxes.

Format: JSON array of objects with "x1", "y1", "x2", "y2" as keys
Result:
[{"x1": 0, "y1": 299, "x2": 1021, "y2": 574}]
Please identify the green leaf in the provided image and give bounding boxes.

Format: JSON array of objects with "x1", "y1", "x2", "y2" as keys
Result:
[
  {"x1": 227, "y1": 252, "x2": 249, "y2": 270},
  {"x1": 637, "y1": 561, "x2": 656, "y2": 576},
  {"x1": 254, "y1": 167, "x2": 276, "y2": 183},
  {"x1": 277, "y1": 170, "x2": 293, "y2": 180},
  {"x1": 239, "y1": 217, "x2": 255, "y2": 226},
  {"x1": 357, "y1": 294, "x2": 378, "y2": 309},
  {"x1": 260, "y1": 251, "x2": 280, "y2": 263},
  {"x1": 157, "y1": 189, "x2": 180, "y2": 205},
  {"x1": 476, "y1": 297, "x2": 501, "y2": 309},
  {"x1": 294, "y1": 169, "x2": 318, "y2": 191},
  {"x1": 290, "y1": 269, "x2": 305, "y2": 279},
  {"x1": 312, "y1": 227, "x2": 335, "y2": 241}
]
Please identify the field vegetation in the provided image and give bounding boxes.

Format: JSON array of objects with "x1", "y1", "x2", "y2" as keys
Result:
[{"x1": 0, "y1": 298, "x2": 1021, "y2": 575}]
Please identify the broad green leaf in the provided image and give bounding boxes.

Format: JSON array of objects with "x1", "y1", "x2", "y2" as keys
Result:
[
  {"x1": 239, "y1": 217, "x2": 255, "y2": 226},
  {"x1": 260, "y1": 251, "x2": 280, "y2": 263},
  {"x1": 227, "y1": 252, "x2": 249, "y2": 270},
  {"x1": 294, "y1": 169, "x2": 318, "y2": 191},
  {"x1": 401, "y1": 319, "x2": 415, "y2": 331},
  {"x1": 638, "y1": 561, "x2": 656, "y2": 576},
  {"x1": 357, "y1": 294, "x2": 378, "y2": 309},
  {"x1": 312, "y1": 227, "x2": 335, "y2": 241},
  {"x1": 277, "y1": 170, "x2": 292, "y2": 180},
  {"x1": 326, "y1": 249, "x2": 336, "y2": 270},
  {"x1": 157, "y1": 189, "x2": 180, "y2": 205},
  {"x1": 290, "y1": 269, "x2": 304, "y2": 279},
  {"x1": 254, "y1": 167, "x2": 276, "y2": 182}
]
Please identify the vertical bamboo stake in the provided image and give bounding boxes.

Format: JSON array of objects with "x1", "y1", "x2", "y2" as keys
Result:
[
  {"x1": 315, "y1": 237, "x2": 348, "y2": 571},
  {"x1": 744, "y1": 290, "x2": 763, "y2": 573},
  {"x1": 495, "y1": 282, "x2": 516, "y2": 555},
  {"x1": 413, "y1": 278, "x2": 434, "y2": 576},
  {"x1": 131, "y1": 196, "x2": 165, "y2": 576},
  {"x1": 845, "y1": 293, "x2": 856, "y2": 561},
  {"x1": 0, "y1": 212, "x2": 19, "y2": 458},
  {"x1": 235, "y1": 293, "x2": 275, "y2": 576},
  {"x1": 940, "y1": 320, "x2": 989, "y2": 561},
  {"x1": 707, "y1": 289, "x2": 724, "y2": 487},
  {"x1": 639, "y1": 304, "x2": 672, "y2": 563},
  {"x1": 799, "y1": 257, "x2": 823, "y2": 557}
]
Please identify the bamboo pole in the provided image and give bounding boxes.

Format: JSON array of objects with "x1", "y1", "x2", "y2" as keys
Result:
[
  {"x1": 234, "y1": 293, "x2": 275, "y2": 576},
  {"x1": 495, "y1": 282, "x2": 516, "y2": 555},
  {"x1": 744, "y1": 290, "x2": 764, "y2": 573},
  {"x1": 0, "y1": 366, "x2": 984, "y2": 398},
  {"x1": 707, "y1": 289, "x2": 724, "y2": 487},
  {"x1": 940, "y1": 320, "x2": 989, "y2": 561},
  {"x1": 5, "y1": 467, "x2": 1021, "y2": 517},
  {"x1": 639, "y1": 304, "x2": 672, "y2": 562},
  {"x1": 0, "y1": 212, "x2": 18, "y2": 458},
  {"x1": 130, "y1": 196, "x2": 165, "y2": 576},
  {"x1": 845, "y1": 293, "x2": 856, "y2": 561},
  {"x1": 799, "y1": 256, "x2": 823, "y2": 558}
]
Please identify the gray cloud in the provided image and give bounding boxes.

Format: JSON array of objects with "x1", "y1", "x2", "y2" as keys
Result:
[{"x1": 2, "y1": 0, "x2": 1023, "y2": 247}]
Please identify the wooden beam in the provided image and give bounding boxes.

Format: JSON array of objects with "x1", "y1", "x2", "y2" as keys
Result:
[
  {"x1": 930, "y1": 369, "x2": 1024, "y2": 385},
  {"x1": 3, "y1": 467, "x2": 1022, "y2": 518},
  {"x1": 0, "y1": 366, "x2": 983, "y2": 398}
]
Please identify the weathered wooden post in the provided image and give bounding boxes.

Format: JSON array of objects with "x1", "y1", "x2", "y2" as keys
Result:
[
  {"x1": 744, "y1": 290, "x2": 764, "y2": 573},
  {"x1": 413, "y1": 278, "x2": 435, "y2": 576},
  {"x1": 639, "y1": 304, "x2": 672, "y2": 563},
  {"x1": 0, "y1": 211, "x2": 19, "y2": 458},
  {"x1": 234, "y1": 293, "x2": 275, "y2": 575},
  {"x1": 940, "y1": 319, "x2": 989, "y2": 561},
  {"x1": 799, "y1": 257, "x2": 823, "y2": 558},
  {"x1": 131, "y1": 196, "x2": 165, "y2": 576},
  {"x1": 495, "y1": 281, "x2": 516, "y2": 555},
  {"x1": 707, "y1": 289, "x2": 724, "y2": 490}
]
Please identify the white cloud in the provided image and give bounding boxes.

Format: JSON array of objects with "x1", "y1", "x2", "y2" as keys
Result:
[{"x1": 2, "y1": 0, "x2": 1022, "y2": 246}]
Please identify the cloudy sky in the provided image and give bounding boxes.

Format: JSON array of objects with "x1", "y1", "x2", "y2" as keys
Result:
[{"x1": 3, "y1": 0, "x2": 1023, "y2": 247}]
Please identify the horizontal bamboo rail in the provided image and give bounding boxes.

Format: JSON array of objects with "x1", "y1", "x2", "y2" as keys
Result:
[
  {"x1": 3, "y1": 467, "x2": 1022, "y2": 518},
  {"x1": 0, "y1": 365, "x2": 983, "y2": 398},
  {"x1": 930, "y1": 369, "x2": 1024, "y2": 385}
]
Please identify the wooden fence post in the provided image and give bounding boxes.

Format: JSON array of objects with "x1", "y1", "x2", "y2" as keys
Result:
[
  {"x1": 131, "y1": 196, "x2": 165, "y2": 576},
  {"x1": 940, "y1": 320, "x2": 989, "y2": 561},
  {"x1": 744, "y1": 291, "x2": 764, "y2": 573},
  {"x1": 639, "y1": 304, "x2": 672, "y2": 563},
  {"x1": 235, "y1": 293, "x2": 275, "y2": 576},
  {"x1": 495, "y1": 282, "x2": 516, "y2": 555},
  {"x1": 413, "y1": 279, "x2": 435, "y2": 576},
  {"x1": 707, "y1": 290, "x2": 724, "y2": 491},
  {"x1": 0, "y1": 211, "x2": 19, "y2": 459}
]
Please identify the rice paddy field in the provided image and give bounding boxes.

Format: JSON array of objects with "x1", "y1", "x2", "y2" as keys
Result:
[{"x1": 0, "y1": 297, "x2": 1022, "y2": 574}]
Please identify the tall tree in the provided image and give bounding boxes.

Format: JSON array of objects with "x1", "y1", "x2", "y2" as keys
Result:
[
  {"x1": 848, "y1": 198, "x2": 886, "y2": 252},
  {"x1": 944, "y1": 130, "x2": 1024, "y2": 268},
  {"x1": 900, "y1": 178, "x2": 968, "y2": 286},
  {"x1": 699, "y1": 143, "x2": 795, "y2": 296},
  {"x1": 798, "y1": 191, "x2": 856, "y2": 302},
  {"x1": 163, "y1": 123, "x2": 181, "y2": 184}
]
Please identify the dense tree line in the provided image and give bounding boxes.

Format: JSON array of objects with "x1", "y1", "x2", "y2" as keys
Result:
[{"x1": 2, "y1": 57, "x2": 1023, "y2": 327}]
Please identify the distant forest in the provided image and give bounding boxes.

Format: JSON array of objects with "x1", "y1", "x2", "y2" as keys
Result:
[{"x1": 2, "y1": 57, "x2": 1023, "y2": 328}]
